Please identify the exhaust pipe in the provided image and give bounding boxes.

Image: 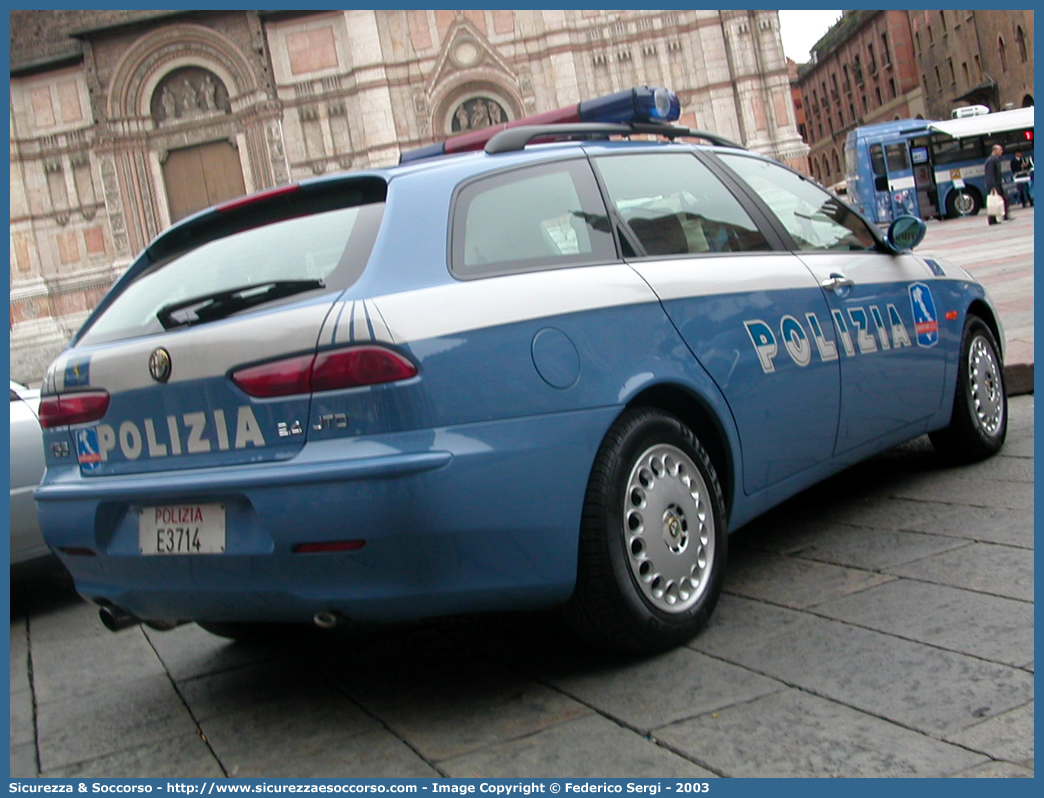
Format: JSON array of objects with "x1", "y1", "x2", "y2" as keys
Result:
[
  {"x1": 313, "y1": 611, "x2": 344, "y2": 629},
  {"x1": 98, "y1": 605, "x2": 186, "y2": 633},
  {"x1": 99, "y1": 605, "x2": 141, "y2": 632}
]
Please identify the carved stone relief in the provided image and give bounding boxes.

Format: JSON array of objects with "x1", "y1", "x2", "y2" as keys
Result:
[
  {"x1": 151, "y1": 67, "x2": 231, "y2": 125},
  {"x1": 266, "y1": 122, "x2": 290, "y2": 185},
  {"x1": 99, "y1": 155, "x2": 130, "y2": 256},
  {"x1": 450, "y1": 96, "x2": 507, "y2": 133}
]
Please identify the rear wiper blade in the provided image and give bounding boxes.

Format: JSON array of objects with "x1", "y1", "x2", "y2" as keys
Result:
[{"x1": 157, "y1": 279, "x2": 324, "y2": 330}]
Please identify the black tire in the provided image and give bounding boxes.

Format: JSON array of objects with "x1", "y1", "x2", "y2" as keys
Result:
[
  {"x1": 564, "y1": 409, "x2": 727, "y2": 653},
  {"x1": 929, "y1": 315, "x2": 1007, "y2": 462}
]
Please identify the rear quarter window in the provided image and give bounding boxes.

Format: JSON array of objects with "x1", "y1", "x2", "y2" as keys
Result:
[{"x1": 450, "y1": 160, "x2": 616, "y2": 279}]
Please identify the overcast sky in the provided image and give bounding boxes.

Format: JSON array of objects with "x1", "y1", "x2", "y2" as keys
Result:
[{"x1": 778, "y1": 9, "x2": 843, "y2": 63}]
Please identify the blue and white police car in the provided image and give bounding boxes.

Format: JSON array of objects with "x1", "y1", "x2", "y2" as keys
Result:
[{"x1": 35, "y1": 87, "x2": 1007, "y2": 652}]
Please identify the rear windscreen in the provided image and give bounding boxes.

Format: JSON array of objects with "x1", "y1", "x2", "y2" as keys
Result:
[{"x1": 78, "y1": 198, "x2": 383, "y2": 346}]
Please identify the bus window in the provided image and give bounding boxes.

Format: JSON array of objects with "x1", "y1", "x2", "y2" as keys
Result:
[
  {"x1": 845, "y1": 142, "x2": 858, "y2": 176},
  {"x1": 870, "y1": 144, "x2": 886, "y2": 177},
  {"x1": 886, "y1": 143, "x2": 910, "y2": 172},
  {"x1": 870, "y1": 143, "x2": 887, "y2": 191},
  {"x1": 933, "y1": 136, "x2": 986, "y2": 166}
]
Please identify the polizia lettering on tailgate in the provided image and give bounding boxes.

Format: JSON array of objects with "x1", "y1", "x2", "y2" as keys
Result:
[{"x1": 77, "y1": 406, "x2": 266, "y2": 468}]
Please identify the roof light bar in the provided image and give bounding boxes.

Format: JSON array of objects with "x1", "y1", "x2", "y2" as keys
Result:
[{"x1": 399, "y1": 86, "x2": 680, "y2": 163}]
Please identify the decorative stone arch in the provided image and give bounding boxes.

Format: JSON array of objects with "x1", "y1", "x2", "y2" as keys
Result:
[
  {"x1": 430, "y1": 77, "x2": 522, "y2": 138},
  {"x1": 107, "y1": 23, "x2": 260, "y2": 120}
]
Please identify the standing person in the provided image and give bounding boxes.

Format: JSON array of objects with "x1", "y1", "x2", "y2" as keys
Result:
[
  {"x1": 984, "y1": 144, "x2": 1011, "y2": 224},
  {"x1": 1010, "y1": 147, "x2": 1034, "y2": 208}
]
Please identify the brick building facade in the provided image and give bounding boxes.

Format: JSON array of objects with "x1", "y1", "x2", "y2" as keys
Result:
[
  {"x1": 796, "y1": 10, "x2": 926, "y2": 188},
  {"x1": 795, "y1": 10, "x2": 1034, "y2": 190},
  {"x1": 9, "y1": 9, "x2": 809, "y2": 383},
  {"x1": 909, "y1": 9, "x2": 1034, "y2": 120}
]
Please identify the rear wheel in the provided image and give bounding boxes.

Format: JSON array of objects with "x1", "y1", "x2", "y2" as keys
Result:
[
  {"x1": 565, "y1": 409, "x2": 727, "y2": 653},
  {"x1": 929, "y1": 315, "x2": 1007, "y2": 462},
  {"x1": 947, "y1": 189, "x2": 980, "y2": 218}
]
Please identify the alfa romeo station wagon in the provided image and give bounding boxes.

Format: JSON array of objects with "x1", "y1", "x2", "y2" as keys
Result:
[{"x1": 35, "y1": 87, "x2": 1007, "y2": 652}]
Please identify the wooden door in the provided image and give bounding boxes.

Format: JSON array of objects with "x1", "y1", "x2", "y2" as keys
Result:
[{"x1": 163, "y1": 140, "x2": 246, "y2": 223}]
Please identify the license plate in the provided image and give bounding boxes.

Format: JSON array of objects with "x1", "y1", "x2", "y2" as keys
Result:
[{"x1": 139, "y1": 503, "x2": 226, "y2": 555}]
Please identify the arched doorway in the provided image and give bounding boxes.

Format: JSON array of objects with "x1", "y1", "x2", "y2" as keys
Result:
[
  {"x1": 151, "y1": 68, "x2": 245, "y2": 222},
  {"x1": 162, "y1": 140, "x2": 246, "y2": 223}
]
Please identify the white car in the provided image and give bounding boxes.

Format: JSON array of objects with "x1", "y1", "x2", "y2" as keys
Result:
[{"x1": 10, "y1": 380, "x2": 48, "y2": 564}]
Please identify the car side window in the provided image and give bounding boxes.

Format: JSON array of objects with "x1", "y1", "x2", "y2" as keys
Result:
[
  {"x1": 717, "y1": 153, "x2": 878, "y2": 252},
  {"x1": 450, "y1": 160, "x2": 616, "y2": 279},
  {"x1": 594, "y1": 152, "x2": 771, "y2": 256}
]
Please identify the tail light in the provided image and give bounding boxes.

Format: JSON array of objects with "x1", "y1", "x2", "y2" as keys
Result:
[
  {"x1": 38, "y1": 391, "x2": 111, "y2": 428},
  {"x1": 232, "y1": 346, "x2": 418, "y2": 398}
]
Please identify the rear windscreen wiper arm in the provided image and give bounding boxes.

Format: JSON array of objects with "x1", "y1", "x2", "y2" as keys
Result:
[{"x1": 157, "y1": 279, "x2": 324, "y2": 330}]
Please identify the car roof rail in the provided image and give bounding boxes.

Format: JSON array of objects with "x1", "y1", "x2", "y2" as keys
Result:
[{"x1": 484, "y1": 123, "x2": 747, "y2": 154}]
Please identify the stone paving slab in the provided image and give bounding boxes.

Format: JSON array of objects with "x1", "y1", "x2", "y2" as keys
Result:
[
  {"x1": 9, "y1": 618, "x2": 29, "y2": 691},
  {"x1": 722, "y1": 548, "x2": 895, "y2": 608},
  {"x1": 954, "y1": 761, "x2": 1034, "y2": 778},
  {"x1": 176, "y1": 658, "x2": 337, "y2": 724},
  {"x1": 144, "y1": 621, "x2": 289, "y2": 683},
  {"x1": 44, "y1": 736, "x2": 225, "y2": 780},
  {"x1": 30, "y1": 629, "x2": 169, "y2": 705},
  {"x1": 338, "y1": 665, "x2": 593, "y2": 764},
  {"x1": 880, "y1": 504, "x2": 1035, "y2": 549},
  {"x1": 884, "y1": 542, "x2": 1034, "y2": 602},
  {"x1": 10, "y1": 742, "x2": 37, "y2": 780},
  {"x1": 999, "y1": 432, "x2": 1034, "y2": 458},
  {"x1": 885, "y1": 474, "x2": 1034, "y2": 510},
  {"x1": 35, "y1": 674, "x2": 200, "y2": 774},
  {"x1": 10, "y1": 686, "x2": 34, "y2": 748},
  {"x1": 813, "y1": 579, "x2": 1034, "y2": 667},
  {"x1": 654, "y1": 689, "x2": 987, "y2": 778},
  {"x1": 690, "y1": 596, "x2": 1034, "y2": 737},
  {"x1": 943, "y1": 701, "x2": 1034, "y2": 767},
  {"x1": 736, "y1": 522, "x2": 972, "y2": 569},
  {"x1": 440, "y1": 714, "x2": 715, "y2": 779},
  {"x1": 524, "y1": 646, "x2": 786, "y2": 734},
  {"x1": 201, "y1": 693, "x2": 439, "y2": 779}
]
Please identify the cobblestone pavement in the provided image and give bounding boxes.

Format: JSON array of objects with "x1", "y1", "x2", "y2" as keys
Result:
[{"x1": 10, "y1": 393, "x2": 1033, "y2": 779}]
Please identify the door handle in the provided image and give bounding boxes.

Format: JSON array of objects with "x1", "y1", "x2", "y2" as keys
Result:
[{"x1": 821, "y1": 274, "x2": 854, "y2": 293}]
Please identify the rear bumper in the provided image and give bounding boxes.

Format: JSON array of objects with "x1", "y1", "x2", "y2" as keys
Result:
[{"x1": 36, "y1": 409, "x2": 617, "y2": 624}]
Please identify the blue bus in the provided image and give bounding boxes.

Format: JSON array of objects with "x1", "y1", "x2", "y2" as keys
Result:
[{"x1": 845, "y1": 107, "x2": 1034, "y2": 224}]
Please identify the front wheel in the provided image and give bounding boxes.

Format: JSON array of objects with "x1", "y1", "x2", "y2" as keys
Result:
[
  {"x1": 565, "y1": 410, "x2": 727, "y2": 653},
  {"x1": 929, "y1": 315, "x2": 1007, "y2": 462}
]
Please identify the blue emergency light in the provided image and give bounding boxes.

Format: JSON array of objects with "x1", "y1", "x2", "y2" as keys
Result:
[{"x1": 400, "y1": 86, "x2": 681, "y2": 163}]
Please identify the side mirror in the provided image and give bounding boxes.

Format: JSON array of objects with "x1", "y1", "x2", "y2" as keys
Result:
[{"x1": 885, "y1": 215, "x2": 926, "y2": 252}]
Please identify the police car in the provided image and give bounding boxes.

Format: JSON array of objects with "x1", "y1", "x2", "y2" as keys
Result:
[{"x1": 35, "y1": 87, "x2": 1007, "y2": 653}]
